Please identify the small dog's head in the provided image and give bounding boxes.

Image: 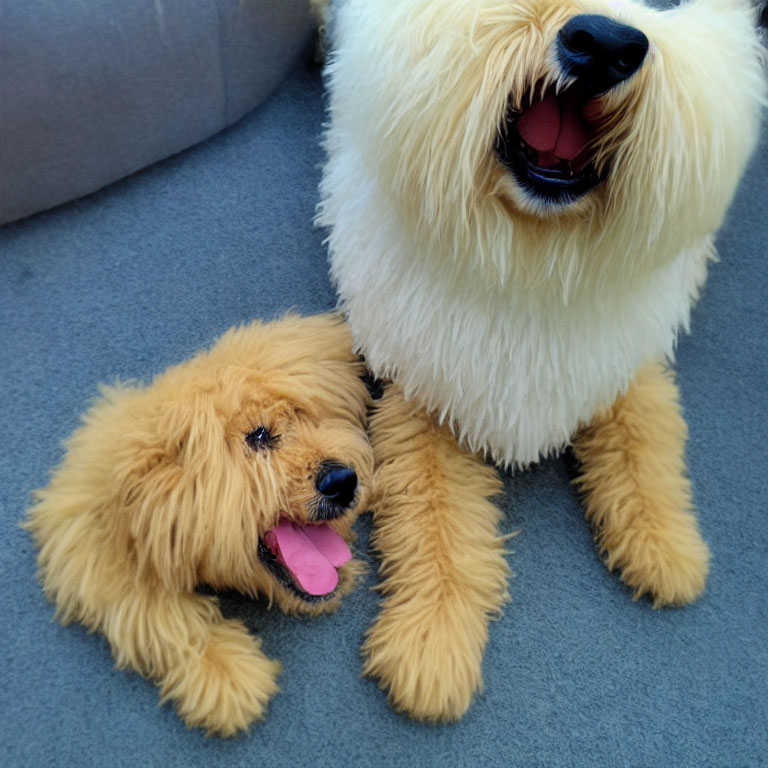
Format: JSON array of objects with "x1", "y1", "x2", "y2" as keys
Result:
[
  {"x1": 37, "y1": 315, "x2": 372, "y2": 615},
  {"x1": 328, "y1": 0, "x2": 765, "y2": 290}
]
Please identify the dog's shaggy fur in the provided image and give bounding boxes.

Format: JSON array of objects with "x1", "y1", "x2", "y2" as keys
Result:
[
  {"x1": 25, "y1": 314, "x2": 373, "y2": 735},
  {"x1": 318, "y1": 0, "x2": 766, "y2": 720}
]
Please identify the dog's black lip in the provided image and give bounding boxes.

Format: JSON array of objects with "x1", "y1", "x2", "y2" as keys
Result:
[
  {"x1": 495, "y1": 105, "x2": 604, "y2": 204},
  {"x1": 257, "y1": 537, "x2": 339, "y2": 604}
]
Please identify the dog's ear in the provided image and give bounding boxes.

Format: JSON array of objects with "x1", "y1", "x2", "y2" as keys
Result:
[
  {"x1": 25, "y1": 382, "x2": 203, "y2": 612},
  {"x1": 116, "y1": 392, "x2": 215, "y2": 593}
]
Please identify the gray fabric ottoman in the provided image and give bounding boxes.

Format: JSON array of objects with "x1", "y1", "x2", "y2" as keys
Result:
[{"x1": 0, "y1": 0, "x2": 315, "y2": 225}]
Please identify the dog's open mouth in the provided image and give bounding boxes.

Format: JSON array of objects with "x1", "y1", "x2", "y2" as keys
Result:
[
  {"x1": 495, "y1": 86, "x2": 604, "y2": 205},
  {"x1": 258, "y1": 518, "x2": 352, "y2": 603}
]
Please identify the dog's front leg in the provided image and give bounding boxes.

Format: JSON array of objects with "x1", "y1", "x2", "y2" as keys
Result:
[
  {"x1": 572, "y1": 361, "x2": 710, "y2": 606},
  {"x1": 364, "y1": 384, "x2": 509, "y2": 721},
  {"x1": 102, "y1": 588, "x2": 281, "y2": 735}
]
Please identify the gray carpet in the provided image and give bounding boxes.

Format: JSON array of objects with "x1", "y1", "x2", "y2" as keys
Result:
[{"x1": 1, "y1": 61, "x2": 766, "y2": 768}]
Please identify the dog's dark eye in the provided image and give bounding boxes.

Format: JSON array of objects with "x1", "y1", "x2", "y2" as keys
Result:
[{"x1": 245, "y1": 426, "x2": 279, "y2": 451}]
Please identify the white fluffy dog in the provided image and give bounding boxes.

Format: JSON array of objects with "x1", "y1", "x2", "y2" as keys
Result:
[{"x1": 317, "y1": 0, "x2": 766, "y2": 721}]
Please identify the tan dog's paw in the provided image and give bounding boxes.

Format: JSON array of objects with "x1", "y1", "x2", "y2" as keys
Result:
[
  {"x1": 362, "y1": 604, "x2": 483, "y2": 721},
  {"x1": 605, "y1": 523, "x2": 710, "y2": 608},
  {"x1": 163, "y1": 620, "x2": 281, "y2": 737}
]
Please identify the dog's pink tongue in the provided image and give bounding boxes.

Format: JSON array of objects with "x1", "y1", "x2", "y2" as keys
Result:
[
  {"x1": 265, "y1": 520, "x2": 352, "y2": 596},
  {"x1": 517, "y1": 91, "x2": 561, "y2": 152},
  {"x1": 517, "y1": 90, "x2": 590, "y2": 164}
]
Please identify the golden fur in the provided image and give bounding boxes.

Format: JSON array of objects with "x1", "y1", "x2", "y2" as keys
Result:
[
  {"x1": 572, "y1": 362, "x2": 709, "y2": 607},
  {"x1": 364, "y1": 385, "x2": 509, "y2": 720},
  {"x1": 25, "y1": 314, "x2": 373, "y2": 736},
  {"x1": 362, "y1": 363, "x2": 708, "y2": 722}
]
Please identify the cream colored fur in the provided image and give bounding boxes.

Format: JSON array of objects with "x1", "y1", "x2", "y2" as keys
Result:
[
  {"x1": 318, "y1": 0, "x2": 765, "y2": 721},
  {"x1": 25, "y1": 314, "x2": 373, "y2": 736},
  {"x1": 320, "y1": 0, "x2": 764, "y2": 466}
]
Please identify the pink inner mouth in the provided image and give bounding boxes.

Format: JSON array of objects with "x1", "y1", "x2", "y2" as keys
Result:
[
  {"x1": 515, "y1": 88, "x2": 594, "y2": 170},
  {"x1": 264, "y1": 519, "x2": 352, "y2": 596}
]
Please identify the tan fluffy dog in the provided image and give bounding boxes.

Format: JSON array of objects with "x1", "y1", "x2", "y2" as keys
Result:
[
  {"x1": 25, "y1": 314, "x2": 373, "y2": 736},
  {"x1": 318, "y1": 0, "x2": 766, "y2": 722}
]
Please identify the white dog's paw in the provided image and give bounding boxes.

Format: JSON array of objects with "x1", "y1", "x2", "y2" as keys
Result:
[
  {"x1": 362, "y1": 603, "x2": 484, "y2": 721},
  {"x1": 162, "y1": 620, "x2": 281, "y2": 737}
]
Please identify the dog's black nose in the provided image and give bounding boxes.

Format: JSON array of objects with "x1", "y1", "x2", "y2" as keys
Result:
[
  {"x1": 316, "y1": 462, "x2": 358, "y2": 509},
  {"x1": 557, "y1": 14, "x2": 649, "y2": 96}
]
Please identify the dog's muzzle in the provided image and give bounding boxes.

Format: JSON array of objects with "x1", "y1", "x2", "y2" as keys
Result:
[
  {"x1": 257, "y1": 460, "x2": 360, "y2": 602},
  {"x1": 495, "y1": 14, "x2": 648, "y2": 206}
]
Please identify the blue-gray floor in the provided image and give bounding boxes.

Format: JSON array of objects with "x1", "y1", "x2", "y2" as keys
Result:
[{"x1": 1, "y1": 63, "x2": 766, "y2": 768}]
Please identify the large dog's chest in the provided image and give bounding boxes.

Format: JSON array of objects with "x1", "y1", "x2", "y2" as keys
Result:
[{"x1": 331, "y1": 239, "x2": 709, "y2": 467}]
